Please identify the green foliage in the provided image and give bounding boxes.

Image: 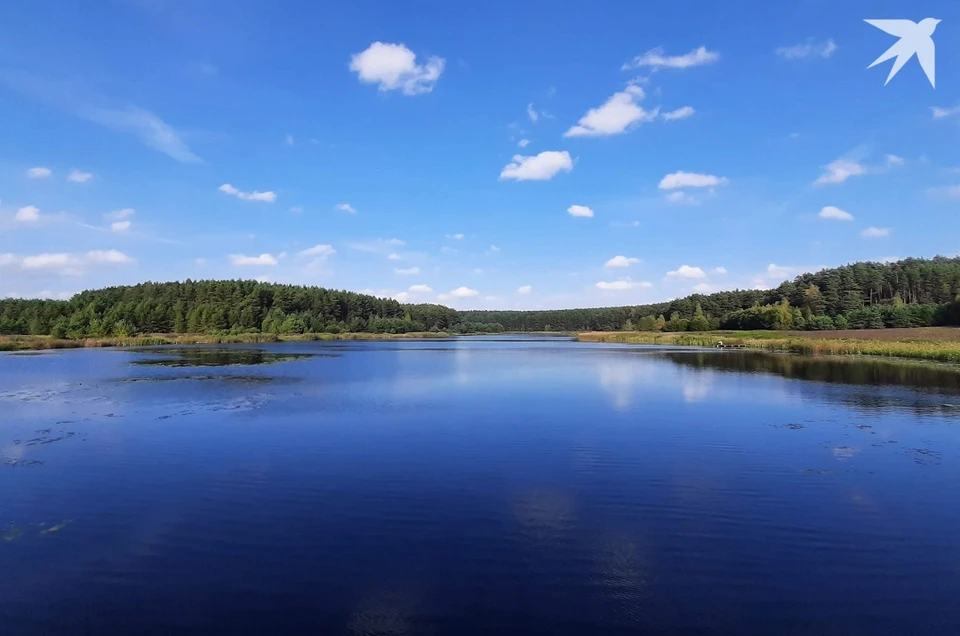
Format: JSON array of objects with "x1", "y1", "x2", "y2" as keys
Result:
[{"x1": 638, "y1": 315, "x2": 658, "y2": 331}]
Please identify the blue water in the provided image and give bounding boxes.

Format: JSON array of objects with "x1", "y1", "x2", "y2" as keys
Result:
[{"x1": 2, "y1": 336, "x2": 960, "y2": 635}]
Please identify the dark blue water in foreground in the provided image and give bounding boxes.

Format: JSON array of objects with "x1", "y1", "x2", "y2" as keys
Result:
[{"x1": 3, "y1": 336, "x2": 960, "y2": 635}]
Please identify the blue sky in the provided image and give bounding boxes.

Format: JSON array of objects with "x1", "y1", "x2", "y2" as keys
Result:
[{"x1": 1, "y1": 0, "x2": 959, "y2": 309}]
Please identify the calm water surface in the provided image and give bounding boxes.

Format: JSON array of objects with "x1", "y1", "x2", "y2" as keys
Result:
[{"x1": 2, "y1": 336, "x2": 960, "y2": 635}]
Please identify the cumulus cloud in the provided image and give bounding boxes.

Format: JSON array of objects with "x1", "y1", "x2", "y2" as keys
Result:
[
  {"x1": 623, "y1": 46, "x2": 720, "y2": 70},
  {"x1": 819, "y1": 205, "x2": 854, "y2": 221},
  {"x1": 605, "y1": 255, "x2": 639, "y2": 268},
  {"x1": 349, "y1": 42, "x2": 445, "y2": 95},
  {"x1": 814, "y1": 153, "x2": 902, "y2": 186},
  {"x1": 230, "y1": 253, "x2": 279, "y2": 266},
  {"x1": 517, "y1": 285, "x2": 532, "y2": 294},
  {"x1": 1, "y1": 250, "x2": 133, "y2": 275},
  {"x1": 517, "y1": 138, "x2": 530, "y2": 148},
  {"x1": 335, "y1": 203, "x2": 356, "y2": 213},
  {"x1": 395, "y1": 266, "x2": 420, "y2": 275},
  {"x1": 67, "y1": 170, "x2": 93, "y2": 183},
  {"x1": 86, "y1": 249, "x2": 133, "y2": 264},
  {"x1": 26, "y1": 167, "x2": 52, "y2": 178},
  {"x1": 299, "y1": 244, "x2": 336, "y2": 257},
  {"x1": 106, "y1": 208, "x2": 135, "y2": 221},
  {"x1": 15, "y1": 205, "x2": 41, "y2": 222},
  {"x1": 861, "y1": 226, "x2": 890, "y2": 238},
  {"x1": 713, "y1": 266, "x2": 728, "y2": 274},
  {"x1": 488, "y1": 245, "x2": 500, "y2": 252},
  {"x1": 662, "y1": 106, "x2": 695, "y2": 121},
  {"x1": 567, "y1": 204, "x2": 594, "y2": 218},
  {"x1": 450, "y1": 286, "x2": 479, "y2": 298},
  {"x1": 446, "y1": 233, "x2": 464, "y2": 240},
  {"x1": 111, "y1": 221, "x2": 131, "y2": 232},
  {"x1": 775, "y1": 38, "x2": 837, "y2": 59},
  {"x1": 564, "y1": 85, "x2": 658, "y2": 137},
  {"x1": 814, "y1": 159, "x2": 867, "y2": 185},
  {"x1": 658, "y1": 171, "x2": 728, "y2": 189},
  {"x1": 596, "y1": 279, "x2": 653, "y2": 291},
  {"x1": 666, "y1": 265, "x2": 706, "y2": 279},
  {"x1": 219, "y1": 184, "x2": 277, "y2": 202},
  {"x1": 499, "y1": 151, "x2": 573, "y2": 181},
  {"x1": 408, "y1": 284, "x2": 432, "y2": 293},
  {"x1": 387, "y1": 253, "x2": 402, "y2": 260}
]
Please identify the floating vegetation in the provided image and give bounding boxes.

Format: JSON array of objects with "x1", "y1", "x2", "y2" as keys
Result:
[
  {"x1": 118, "y1": 374, "x2": 285, "y2": 385},
  {"x1": 130, "y1": 348, "x2": 320, "y2": 368}
]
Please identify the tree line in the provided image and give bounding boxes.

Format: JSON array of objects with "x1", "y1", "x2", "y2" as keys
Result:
[{"x1": 2, "y1": 257, "x2": 960, "y2": 339}]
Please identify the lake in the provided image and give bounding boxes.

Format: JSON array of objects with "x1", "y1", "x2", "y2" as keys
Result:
[{"x1": 3, "y1": 336, "x2": 960, "y2": 635}]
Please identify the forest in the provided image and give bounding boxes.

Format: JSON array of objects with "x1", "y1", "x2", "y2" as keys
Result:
[{"x1": 2, "y1": 257, "x2": 960, "y2": 339}]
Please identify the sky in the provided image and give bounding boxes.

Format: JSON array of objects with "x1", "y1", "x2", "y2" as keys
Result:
[{"x1": 1, "y1": 0, "x2": 959, "y2": 310}]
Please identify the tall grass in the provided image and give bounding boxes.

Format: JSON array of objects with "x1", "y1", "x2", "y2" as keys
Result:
[
  {"x1": 577, "y1": 331, "x2": 960, "y2": 364},
  {"x1": 0, "y1": 331, "x2": 452, "y2": 352}
]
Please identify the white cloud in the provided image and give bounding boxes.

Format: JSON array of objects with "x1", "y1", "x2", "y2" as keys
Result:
[
  {"x1": 290, "y1": 206, "x2": 304, "y2": 213},
  {"x1": 395, "y1": 266, "x2": 420, "y2": 275},
  {"x1": 517, "y1": 285, "x2": 532, "y2": 294},
  {"x1": 775, "y1": 39, "x2": 837, "y2": 59},
  {"x1": 394, "y1": 291, "x2": 409, "y2": 302},
  {"x1": 111, "y1": 221, "x2": 131, "y2": 232},
  {"x1": 623, "y1": 46, "x2": 720, "y2": 70},
  {"x1": 713, "y1": 266, "x2": 728, "y2": 274},
  {"x1": 15, "y1": 205, "x2": 40, "y2": 222},
  {"x1": 886, "y1": 154, "x2": 904, "y2": 166},
  {"x1": 21, "y1": 253, "x2": 73, "y2": 270},
  {"x1": 335, "y1": 203, "x2": 356, "y2": 213},
  {"x1": 666, "y1": 265, "x2": 706, "y2": 279},
  {"x1": 488, "y1": 245, "x2": 500, "y2": 252},
  {"x1": 662, "y1": 106, "x2": 695, "y2": 121},
  {"x1": 447, "y1": 233, "x2": 464, "y2": 240},
  {"x1": 387, "y1": 253, "x2": 402, "y2": 260},
  {"x1": 564, "y1": 85, "x2": 657, "y2": 137},
  {"x1": 349, "y1": 42, "x2": 445, "y2": 96},
  {"x1": 605, "y1": 255, "x2": 639, "y2": 268},
  {"x1": 517, "y1": 138, "x2": 530, "y2": 148},
  {"x1": 441, "y1": 246, "x2": 457, "y2": 254},
  {"x1": 2, "y1": 75, "x2": 201, "y2": 163},
  {"x1": 819, "y1": 205, "x2": 854, "y2": 221},
  {"x1": 3, "y1": 250, "x2": 133, "y2": 274},
  {"x1": 927, "y1": 184, "x2": 960, "y2": 200},
  {"x1": 596, "y1": 279, "x2": 652, "y2": 291},
  {"x1": 659, "y1": 171, "x2": 728, "y2": 189},
  {"x1": 450, "y1": 286, "x2": 479, "y2": 298},
  {"x1": 408, "y1": 284, "x2": 432, "y2": 293},
  {"x1": 26, "y1": 167, "x2": 52, "y2": 178},
  {"x1": 219, "y1": 184, "x2": 277, "y2": 202},
  {"x1": 348, "y1": 238, "x2": 405, "y2": 254},
  {"x1": 861, "y1": 226, "x2": 890, "y2": 238},
  {"x1": 67, "y1": 170, "x2": 93, "y2": 183},
  {"x1": 105, "y1": 208, "x2": 135, "y2": 221},
  {"x1": 766, "y1": 264, "x2": 794, "y2": 278},
  {"x1": 86, "y1": 249, "x2": 133, "y2": 264},
  {"x1": 692, "y1": 283, "x2": 716, "y2": 293},
  {"x1": 665, "y1": 191, "x2": 699, "y2": 205},
  {"x1": 527, "y1": 103, "x2": 539, "y2": 123},
  {"x1": 567, "y1": 204, "x2": 594, "y2": 218},
  {"x1": 500, "y1": 150, "x2": 573, "y2": 181},
  {"x1": 484, "y1": 295, "x2": 497, "y2": 301},
  {"x1": 230, "y1": 253, "x2": 279, "y2": 266},
  {"x1": 814, "y1": 159, "x2": 867, "y2": 185},
  {"x1": 195, "y1": 258, "x2": 207, "y2": 266},
  {"x1": 932, "y1": 104, "x2": 960, "y2": 119},
  {"x1": 299, "y1": 244, "x2": 336, "y2": 257}
]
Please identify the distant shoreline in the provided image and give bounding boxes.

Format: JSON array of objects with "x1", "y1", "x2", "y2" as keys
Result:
[{"x1": 577, "y1": 328, "x2": 960, "y2": 364}]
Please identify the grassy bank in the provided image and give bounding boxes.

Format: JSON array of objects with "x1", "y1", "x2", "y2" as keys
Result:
[
  {"x1": 577, "y1": 328, "x2": 960, "y2": 364},
  {"x1": 0, "y1": 331, "x2": 453, "y2": 352}
]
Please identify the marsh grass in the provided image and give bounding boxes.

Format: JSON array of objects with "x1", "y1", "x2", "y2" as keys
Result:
[
  {"x1": 0, "y1": 331, "x2": 452, "y2": 352},
  {"x1": 577, "y1": 330, "x2": 960, "y2": 364}
]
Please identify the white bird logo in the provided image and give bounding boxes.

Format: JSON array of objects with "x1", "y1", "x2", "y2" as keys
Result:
[{"x1": 865, "y1": 18, "x2": 940, "y2": 88}]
